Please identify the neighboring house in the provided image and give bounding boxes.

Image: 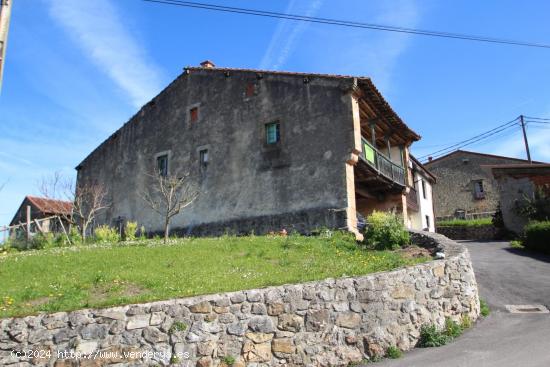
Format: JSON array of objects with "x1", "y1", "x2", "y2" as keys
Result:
[
  {"x1": 9, "y1": 196, "x2": 73, "y2": 238},
  {"x1": 76, "y1": 61, "x2": 433, "y2": 238},
  {"x1": 424, "y1": 150, "x2": 543, "y2": 220},
  {"x1": 491, "y1": 164, "x2": 550, "y2": 234},
  {"x1": 407, "y1": 156, "x2": 436, "y2": 232}
]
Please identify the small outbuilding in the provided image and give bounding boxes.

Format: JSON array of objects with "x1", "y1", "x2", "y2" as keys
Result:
[{"x1": 8, "y1": 196, "x2": 73, "y2": 239}]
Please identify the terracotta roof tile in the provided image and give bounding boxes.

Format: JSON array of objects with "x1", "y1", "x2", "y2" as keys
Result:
[{"x1": 26, "y1": 196, "x2": 73, "y2": 215}]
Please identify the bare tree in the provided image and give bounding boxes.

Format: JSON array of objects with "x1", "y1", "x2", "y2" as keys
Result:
[
  {"x1": 38, "y1": 172, "x2": 110, "y2": 242},
  {"x1": 140, "y1": 171, "x2": 199, "y2": 243}
]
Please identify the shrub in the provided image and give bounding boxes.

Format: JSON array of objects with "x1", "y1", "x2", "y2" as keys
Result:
[
  {"x1": 364, "y1": 211, "x2": 409, "y2": 250},
  {"x1": 418, "y1": 318, "x2": 464, "y2": 348},
  {"x1": 386, "y1": 346, "x2": 402, "y2": 359},
  {"x1": 523, "y1": 221, "x2": 550, "y2": 255},
  {"x1": 418, "y1": 324, "x2": 449, "y2": 347},
  {"x1": 94, "y1": 225, "x2": 120, "y2": 243},
  {"x1": 125, "y1": 221, "x2": 138, "y2": 241},
  {"x1": 30, "y1": 233, "x2": 57, "y2": 250}
]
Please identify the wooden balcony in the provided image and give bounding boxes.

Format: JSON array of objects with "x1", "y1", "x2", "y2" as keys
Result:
[{"x1": 358, "y1": 137, "x2": 406, "y2": 187}]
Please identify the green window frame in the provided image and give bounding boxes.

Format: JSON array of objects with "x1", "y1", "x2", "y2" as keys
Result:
[
  {"x1": 157, "y1": 155, "x2": 168, "y2": 177},
  {"x1": 265, "y1": 122, "x2": 280, "y2": 144}
]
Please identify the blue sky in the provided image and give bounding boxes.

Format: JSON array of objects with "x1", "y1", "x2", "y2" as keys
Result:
[{"x1": 1, "y1": 0, "x2": 550, "y2": 226}]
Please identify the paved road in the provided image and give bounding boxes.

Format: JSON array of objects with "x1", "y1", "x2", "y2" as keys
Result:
[{"x1": 375, "y1": 241, "x2": 550, "y2": 367}]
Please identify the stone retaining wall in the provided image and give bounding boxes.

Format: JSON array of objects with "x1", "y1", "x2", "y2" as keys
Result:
[
  {"x1": 0, "y1": 231, "x2": 480, "y2": 367},
  {"x1": 436, "y1": 224, "x2": 497, "y2": 241}
]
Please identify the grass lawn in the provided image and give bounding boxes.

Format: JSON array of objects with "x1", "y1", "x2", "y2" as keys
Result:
[
  {"x1": 437, "y1": 217, "x2": 493, "y2": 227},
  {"x1": 0, "y1": 233, "x2": 428, "y2": 318}
]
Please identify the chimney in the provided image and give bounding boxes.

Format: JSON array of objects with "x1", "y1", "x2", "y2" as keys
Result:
[
  {"x1": 428, "y1": 156, "x2": 433, "y2": 162},
  {"x1": 200, "y1": 60, "x2": 215, "y2": 68}
]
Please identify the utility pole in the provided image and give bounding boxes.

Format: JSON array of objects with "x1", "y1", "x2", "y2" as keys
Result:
[
  {"x1": 0, "y1": 0, "x2": 13, "y2": 92},
  {"x1": 519, "y1": 115, "x2": 532, "y2": 163}
]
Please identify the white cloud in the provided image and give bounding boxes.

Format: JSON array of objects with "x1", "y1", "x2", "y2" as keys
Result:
[
  {"x1": 48, "y1": 0, "x2": 164, "y2": 108},
  {"x1": 259, "y1": 0, "x2": 324, "y2": 70},
  {"x1": 337, "y1": 0, "x2": 421, "y2": 93}
]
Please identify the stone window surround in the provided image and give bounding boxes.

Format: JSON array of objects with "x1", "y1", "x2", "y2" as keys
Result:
[
  {"x1": 154, "y1": 150, "x2": 172, "y2": 176},
  {"x1": 187, "y1": 102, "x2": 202, "y2": 124},
  {"x1": 196, "y1": 144, "x2": 211, "y2": 167}
]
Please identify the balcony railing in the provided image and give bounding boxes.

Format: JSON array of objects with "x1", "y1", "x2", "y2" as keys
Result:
[{"x1": 360, "y1": 137, "x2": 405, "y2": 186}]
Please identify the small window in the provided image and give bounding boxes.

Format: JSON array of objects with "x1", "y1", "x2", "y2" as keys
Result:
[
  {"x1": 473, "y1": 180, "x2": 485, "y2": 199},
  {"x1": 199, "y1": 149, "x2": 209, "y2": 166},
  {"x1": 189, "y1": 106, "x2": 199, "y2": 123},
  {"x1": 425, "y1": 215, "x2": 430, "y2": 230},
  {"x1": 265, "y1": 122, "x2": 280, "y2": 144},
  {"x1": 246, "y1": 83, "x2": 256, "y2": 97},
  {"x1": 157, "y1": 154, "x2": 168, "y2": 177}
]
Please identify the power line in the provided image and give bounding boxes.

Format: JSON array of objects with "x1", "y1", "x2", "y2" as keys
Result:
[
  {"x1": 142, "y1": 0, "x2": 550, "y2": 50},
  {"x1": 418, "y1": 117, "x2": 520, "y2": 160},
  {"x1": 524, "y1": 116, "x2": 550, "y2": 121}
]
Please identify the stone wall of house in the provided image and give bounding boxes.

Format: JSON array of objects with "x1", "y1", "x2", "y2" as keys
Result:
[
  {"x1": 0, "y1": 232, "x2": 479, "y2": 367},
  {"x1": 436, "y1": 225, "x2": 498, "y2": 241},
  {"x1": 425, "y1": 151, "x2": 529, "y2": 218},
  {"x1": 76, "y1": 67, "x2": 358, "y2": 237}
]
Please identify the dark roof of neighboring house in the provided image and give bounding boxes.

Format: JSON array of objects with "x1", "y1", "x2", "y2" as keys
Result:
[
  {"x1": 410, "y1": 155, "x2": 436, "y2": 183},
  {"x1": 423, "y1": 149, "x2": 546, "y2": 166}
]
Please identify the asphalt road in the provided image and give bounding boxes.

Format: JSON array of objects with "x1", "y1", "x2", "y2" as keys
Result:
[{"x1": 375, "y1": 241, "x2": 550, "y2": 367}]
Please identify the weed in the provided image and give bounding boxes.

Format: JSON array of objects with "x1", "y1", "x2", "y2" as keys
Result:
[
  {"x1": 444, "y1": 318, "x2": 463, "y2": 338},
  {"x1": 480, "y1": 299, "x2": 490, "y2": 317},
  {"x1": 169, "y1": 321, "x2": 187, "y2": 334},
  {"x1": 418, "y1": 324, "x2": 449, "y2": 347},
  {"x1": 386, "y1": 346, "x2": 402, "y2": 359},
  {"x1": 222, "y1": 355, "x2": 236, "y2": 366},
  {"x1": 170, "y1": 355, "x2": 180, "y2": 364},
  {"x1": 460, "y1": 315, "x2": 472, "y2": 329}
]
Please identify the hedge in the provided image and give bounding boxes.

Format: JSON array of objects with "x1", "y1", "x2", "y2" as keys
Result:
[{"x1": 524, "y1": 221, "x2": 550, "y2": 255}]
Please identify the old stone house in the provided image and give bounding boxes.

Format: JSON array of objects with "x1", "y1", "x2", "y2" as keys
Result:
[
  {"x1": 77, "y1": 61, "x2": 434, "y2": 238},
  {"x1": 491, "y1": 164, "x2": 550, "y2": 233},
  {"x1": 424, "y1": 150, "x2": 544, "y2": 220},
  {"x1": 9, "y1": 196, "x2": 73, "y2": 238}
]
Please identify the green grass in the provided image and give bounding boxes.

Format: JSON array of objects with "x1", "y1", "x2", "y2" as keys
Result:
[
  {"x1": 437, "y1": 217, "x2": 493, "y2": 227},
  {"x1": 0, "y1": 233, "x2": 429, "y2": 317}
]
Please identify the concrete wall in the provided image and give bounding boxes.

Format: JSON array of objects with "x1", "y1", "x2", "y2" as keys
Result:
[
  {"x1": 0, "y1": 231, "x2": 480, "y2": 366},
  {"x1": 77, "y1": 70, "x2": 357, "y2": 236},
  {"x1": 425, "y1": 151, "x2": 528, "y2": 218}
]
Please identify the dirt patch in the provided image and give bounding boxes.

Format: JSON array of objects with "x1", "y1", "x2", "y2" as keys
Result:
[
  {"x1": 89, "y1": 282, "x2": 146, "y2": 303},
  {"x1": 399, "y1": 246, "x2": 432, "y2": 259},
  {"x1": 25, "y1": 296, "x2": 52, "y2": 308}
]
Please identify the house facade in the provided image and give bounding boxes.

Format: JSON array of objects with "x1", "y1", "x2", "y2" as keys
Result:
[
  {"x1": 491, "y1": 164, "x2": 550, "y2": 234},
  {"x1": 424, "y1": 150, "x2": 540, "y2": 220},
  {"x1": 407, "y1": 156, "x2": 436, "y2": 231},
  {"x1": 77, "y1": 61, "x2": 432, "y2": 238}
]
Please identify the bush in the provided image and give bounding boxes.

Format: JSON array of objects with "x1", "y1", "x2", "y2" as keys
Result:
[
  {"x1": 364, "y1": 211, "x2": 409, "y2": 250},
  {"x1": 94, "y1": 225, "x2": 120, "y2": 243},
  {"x1": 125, "y1": 221, "x2": 138, "y2": 241},
  {"x1": 523, "y1": 221, "x2": 550, "y2": 254}
]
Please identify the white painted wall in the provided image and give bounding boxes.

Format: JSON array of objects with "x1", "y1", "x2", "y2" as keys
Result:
[{"x1": 408, "y1": 170, "x2": 435, "y2": 232}]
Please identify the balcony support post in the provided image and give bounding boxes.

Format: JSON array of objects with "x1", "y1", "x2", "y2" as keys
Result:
[{"x1": 369, "y1": 121, "x2": 377, "y2": 146}]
